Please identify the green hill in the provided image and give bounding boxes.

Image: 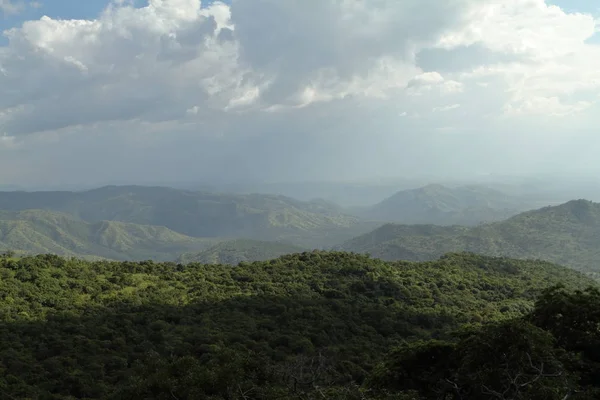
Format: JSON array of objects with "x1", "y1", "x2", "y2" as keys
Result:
[
  {"x1": 0, "y1": 210, "x2": 219, "y2": 261},
  {"x1": 339, "y1": 199, "x2": 600, "y2": 274},
  {"x1": 0, "y1": 185, "x2": 373, "y2": 248},
  {"x1": 177, "y1": 239, "x2": 306, "y2": 264},
  {"x1": 355, "y1": 184, "x2": 531, "y2": 225},
  {"x1": 0, "y1": 251, "x2": 595, "y2": 398}
]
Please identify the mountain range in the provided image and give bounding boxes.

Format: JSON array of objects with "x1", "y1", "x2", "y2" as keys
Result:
[
  {"x1": 2, "y1": 184, "x2": 599, "y2": 269},
  {"x1": 0, "y1": 210, "x2": 220, "y2": 261},
  {"x1": 0, "y1": 185, "x2": 378, "y2": 250},
  {"x1": 353, "y1": 183, "x2": 535, "y2": 225},
  {"x1": 339, "y1": 199, "x2": 600, "y2": 275}
]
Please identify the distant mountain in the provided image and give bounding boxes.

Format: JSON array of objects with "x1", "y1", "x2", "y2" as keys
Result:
[
  {"x1": 0, "y1": 185, "x2": 374, "y2": 248},
  {"x1": 339, "y1": 199, "x2": 600, "y2": 274},
  {"x1": 177, "y1": 239, "x2": 306, "y2": 264},
  {"x1": 355, "y1": 184, "x2": 530, "y2": 225},
  {"x1": 0, "y1": 210, "x2": 219, "y2": 261}
]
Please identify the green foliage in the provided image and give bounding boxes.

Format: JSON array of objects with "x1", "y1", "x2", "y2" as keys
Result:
[
  {"x1": 0, "y1": 251, "x2": 594, "y2": 398},
  {"x1": 0, "y1": 210, "x2": 220, "y2": 261},
  {"x1": 340, "y1": 199, "x2": 600, "y2": 275},
  {"x1": 370, "y1": 321, "x2": 573, "y2": 400},
  {"x1": 0, "y1": 186, "x2": 376, "y2": 249},
  {"x1": 529, "y1": 285, "x2": 600, "y2": 390},
  {"x1": 178, "y1": 239, "x2": 307, "y2": 264}
]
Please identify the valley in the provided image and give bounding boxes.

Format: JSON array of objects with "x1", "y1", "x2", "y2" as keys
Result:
[{"x1": 0, "y1": 183, "x2": 546, "y2": 262}]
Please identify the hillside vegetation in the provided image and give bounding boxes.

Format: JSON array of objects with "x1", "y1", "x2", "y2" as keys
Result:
[
  {"x1": 177, "y1": 239, "x2": 306, "y2": 264},
  {"x1": 0, "y1": 210, "x2": 219, "y2": 261},
  {"x1": 339, "y1": 199, "x2": 600, "y2": 275},
  {"x1": 355, "y1": 184, "x2": 531, "y2": 225},
  {"x1": 0, "y1": 186, "x2": 375, "y2": 248},
  {"x1": 0, "y1": 251, "x2": 596, "y2": 399}
]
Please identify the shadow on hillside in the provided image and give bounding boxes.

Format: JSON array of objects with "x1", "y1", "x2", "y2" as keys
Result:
[{"x1": 0, "y1": 292, "x2": 448, "y2": 399}]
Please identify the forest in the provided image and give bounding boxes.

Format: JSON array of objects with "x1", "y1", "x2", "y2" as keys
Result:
[{"x1": 1, "y1": 251, "x2": 599, "y2": 399}]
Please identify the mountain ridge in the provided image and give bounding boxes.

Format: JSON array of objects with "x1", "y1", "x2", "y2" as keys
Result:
[
  {"x1": 0, "y1": 209, "x2": 220, "y2": 261},
  {"x1": 0, "y1": 185, "x2": 374, "y2": 248},
  {"x1": 338, "y1": 198, "x2": 600, "y2": 274},
  {"x1": 354, "y1": 183, "x2": 532, "y2": 226}
]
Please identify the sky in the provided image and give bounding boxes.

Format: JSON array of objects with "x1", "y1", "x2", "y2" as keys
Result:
[{"x1": 0, "y1": 0, "x2": 599, "y2": 187}]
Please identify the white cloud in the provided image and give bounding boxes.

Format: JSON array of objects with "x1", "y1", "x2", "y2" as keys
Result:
[
  {"x1": 0, "y1": 0, "x2": 599, "y2": 185},
  {"x1": 433, "y1": 104, "x2": 461, "y2": 112},
  {"x1": 504, "y1": 96, "x2": 592, "y2": 117},
  {"x1": 0, "y1": 0, "x2": 39, "y2": 15},
  {"x1": 0, "y1": 0, "x2": 22, "y2": 15}
]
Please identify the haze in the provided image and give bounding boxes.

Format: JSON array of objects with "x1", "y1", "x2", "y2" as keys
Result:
[{"x1": 0, "y1": 0, "x2": 599, "y2": 189}]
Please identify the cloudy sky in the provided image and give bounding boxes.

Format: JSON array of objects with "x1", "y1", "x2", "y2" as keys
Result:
[{"x1": 0, "y1": 0, "x2": 599, "y2": 187}]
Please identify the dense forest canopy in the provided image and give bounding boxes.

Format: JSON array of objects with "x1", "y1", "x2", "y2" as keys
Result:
[{"x1": 1, "y1": 251, "x2": 599, "y2": 399}]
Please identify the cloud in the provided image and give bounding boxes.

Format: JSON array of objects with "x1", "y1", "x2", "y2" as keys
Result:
[
  {"x1": 433, "y1": 104, "x2": 461, "y2": 112},
  {"x1": 0, "y1": 0, "x2": 39, "y2": 15},
  {"x1": 0, "y1": 0, "x2": 599, "y2": 186}
]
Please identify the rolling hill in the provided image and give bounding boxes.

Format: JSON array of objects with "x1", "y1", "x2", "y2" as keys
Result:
[
  {"x1": 1, "y1": 251, "x2": 595, "y2": 398},
  {"x1": 354, "y1": 184, "x2": 532, "y2": 225},
  {"x1": 0, "y1": 210, "x2": 219, "y2": 261},
  {"x1": 339, "y1": 199, "x2": 600, "y2": 274},
  {"x1": 177, "y1": 239, "x2": 306, "y2": 264},
  {"x1": 0, "y1": 185, "x2": 376, "y2": 248}
]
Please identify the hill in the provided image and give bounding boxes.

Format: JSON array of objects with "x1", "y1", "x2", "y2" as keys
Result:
[
  {"x1": 0, "y1": 251, "x2": 595, "y2": 398},
  {"x1": 0, "y1": 185, "x2": 374, "y2": 248},
  {"x1": 177, "y1": 239, "x2": 306, "y2": 264},
  {"x1": 339, "y1": 199, "x2": 600, "y2": 274},
  {"x1": 0, "y1": 210, "x2": 219, "y2": 261},
  {"x1": 355, "y1": 184, "x2": 530, "y2": 225}
]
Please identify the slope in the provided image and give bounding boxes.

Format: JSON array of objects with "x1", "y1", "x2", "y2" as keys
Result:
[
  {"x1": 177, "y1": 239, "x2": 306, "y2": 264},
  {"x1": 356, "y1": 183, "x2": 531, "y2": 225},
  {"x1": 0, "y1": 210, "x2": 219, "y2": 261},
  {"x1": 339, "y1": 199, "x2": 600, "y2": 274},
  {"x1": 0, "y1": 185, "x2": 372, "y2": 247},
  {"x1": 0, "y1": 251, "x2": 594, "y2": 398}
]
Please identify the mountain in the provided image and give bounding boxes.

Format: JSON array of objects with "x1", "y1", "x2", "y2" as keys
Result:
[
  {"x1": 0, "y1": 210, "x2": 219, "y2": 261},
  {"x1": 177, "y1": 239, "x2": 306, "y2": 264},
  {"x1": 355, "y1": 184, "x2": 531, "y2": 225},
  {"x1": 0, "y1": 251, "x2": 595, "y2": 398},
  {"x1": 339, "y1": 199, "x2": 600, "y2": 274},
  {"x1": 0, "y1": 185, "x2": 375, "y2": 248}
]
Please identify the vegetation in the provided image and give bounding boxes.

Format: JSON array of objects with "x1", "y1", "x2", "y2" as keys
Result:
[
  {"x1": 0, "y1": 186, "x2": 375, "y2": 248},
  {"x1": 0, "y1": 251, "x2": 596, "y2": 399},
  {"x1": 177, "y1": 239, "x2": 307, "y2": 264},
  {"x1": 354, "y1": 184, "x2": 531, "y2": 226},
  {"x1": 340, "y1": 199, "x2": 600, "y2": 275},
  {"x1": 0, "y1": 210, "x2": 220, "y2": 261}
]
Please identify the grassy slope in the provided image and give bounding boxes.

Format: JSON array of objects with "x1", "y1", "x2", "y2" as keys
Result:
[
  {"x1": 178, "y1": 239, "x2": 307, "y2": 264},
  {"x1": 340, "y1": 199, "x2": 600, "y2": 274},
  {"x1": 0, "y1": 210, "x2": 219, "y2": 261}
]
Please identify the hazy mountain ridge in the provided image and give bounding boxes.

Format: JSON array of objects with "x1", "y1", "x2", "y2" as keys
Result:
[
  {"x1": 0, "y1": 185, "x2": 371, "y2": 248},
  {"x1": 355, "y1": 183, "x2": 532, "y2": 225},
  {"x1": 0, "y1": 210, "x2": 220, "y2": 261},
  {"x1": 339, "y1": 199, "x2": 600, "y2": 274},
  {"x1": 2, "y1": 185, "x2": 598, "y2": 265}
]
